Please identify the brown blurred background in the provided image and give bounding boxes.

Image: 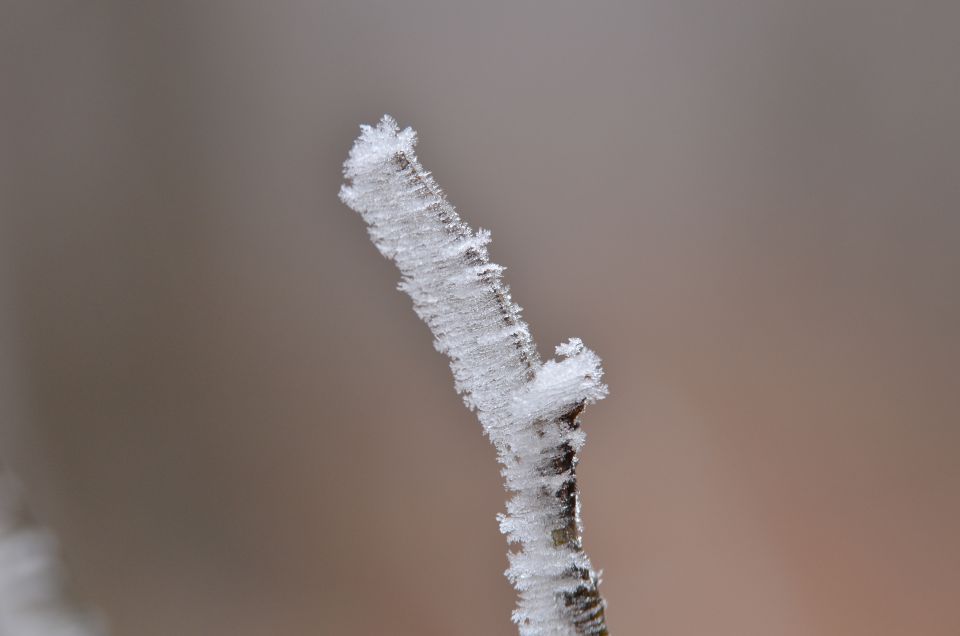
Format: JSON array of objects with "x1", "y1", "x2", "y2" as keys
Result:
[{"x1": 2, "y1": 2, "x2": 959, "y2": 634}]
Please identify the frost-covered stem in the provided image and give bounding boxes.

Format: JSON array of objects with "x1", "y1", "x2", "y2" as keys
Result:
[
  {"x1": 0, "y1": 466, "x2": 107, "y2": 636},
  {"x1": 340, "y1": 116, "x2": 610, "y2": 635}
]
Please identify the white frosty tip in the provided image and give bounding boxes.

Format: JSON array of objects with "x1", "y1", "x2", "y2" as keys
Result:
[{"x1": 340, "y1": 115, "x2": 417, "y2": 196}]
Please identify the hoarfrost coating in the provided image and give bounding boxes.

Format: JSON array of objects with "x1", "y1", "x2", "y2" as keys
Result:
[
  {"x1": 0, "y1": 472, "x2": 106, "y2": 636},
  {"x1": 340, "y1": 116, "x2": 610, "y2": 635}
]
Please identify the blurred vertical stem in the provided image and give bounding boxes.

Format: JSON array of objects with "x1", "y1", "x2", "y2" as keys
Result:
[{"x1": 0, "y1": 465, "x2": 107, "y2": 635}]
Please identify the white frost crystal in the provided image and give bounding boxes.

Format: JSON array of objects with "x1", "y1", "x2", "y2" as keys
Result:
[
  {"x1": 341, "y1": 116, "x2": 609, "y2": 635},
  {"x1": 0, "y1": 472, "x2": 106, "y2": 636}
]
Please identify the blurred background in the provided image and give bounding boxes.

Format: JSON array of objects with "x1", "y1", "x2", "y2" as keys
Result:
[{"x1": 2, "y1": 1, "x2": 959, "y2": 634}]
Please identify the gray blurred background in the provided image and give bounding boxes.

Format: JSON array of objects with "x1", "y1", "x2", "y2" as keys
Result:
[{"x1": 2, "y1": 1, "x2": 959, "y2": 634}]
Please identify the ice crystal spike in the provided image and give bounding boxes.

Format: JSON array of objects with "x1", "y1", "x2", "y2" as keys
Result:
[{"x1": 340, "y1": 115, "x2": 610, "y2": 635}]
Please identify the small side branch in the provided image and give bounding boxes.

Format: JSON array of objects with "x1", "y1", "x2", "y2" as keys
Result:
[{"x1": 340, "y1": 116, "x2": 610, "y2": 635}]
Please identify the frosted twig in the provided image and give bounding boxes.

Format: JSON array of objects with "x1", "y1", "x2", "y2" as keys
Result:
[
  {"x1": 0, "y1": 468, "x2": 106, "y2": 636},
  {"x1": 340, "y1": 116, "x2": 610, "y2": 635}
]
